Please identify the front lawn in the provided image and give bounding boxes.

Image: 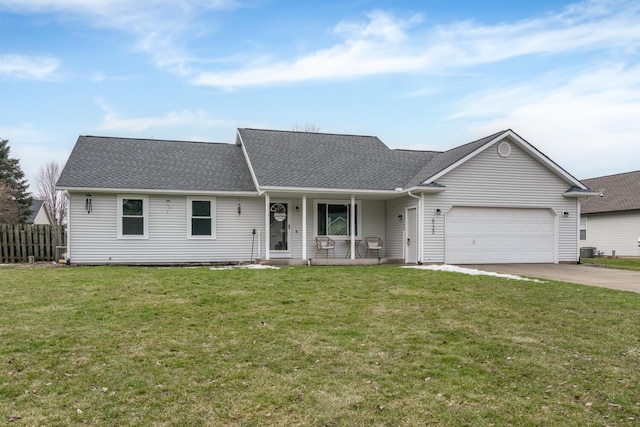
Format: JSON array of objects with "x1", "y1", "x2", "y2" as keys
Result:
[
  {"x1": 1, "y1": 265, "x2": 639, "y2": 426},
  {"x1": 581, "y1": 257, "x2": 640, "y2": 271}
]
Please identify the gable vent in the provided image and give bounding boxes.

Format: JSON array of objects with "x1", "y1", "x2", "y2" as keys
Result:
[{"x1": 497, "y1": 141, "x2": 512, "y2": 158}]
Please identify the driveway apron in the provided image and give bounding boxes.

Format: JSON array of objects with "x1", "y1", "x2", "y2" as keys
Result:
[{"x1": 463, "y1": 264, "x2": 640, "y2": 293}]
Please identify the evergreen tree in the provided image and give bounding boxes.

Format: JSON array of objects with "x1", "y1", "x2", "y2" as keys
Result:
[{"x1": 0, "y1": 139, "x2": 32, "y2": 223}]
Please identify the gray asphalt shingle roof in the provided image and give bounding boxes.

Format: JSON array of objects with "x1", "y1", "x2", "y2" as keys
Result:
[
  {"x1": 27, "y1": 199, "x2": 45, "y2": 223},
  {"x1": 581, "y1": 170, "x2": 640, "y2": 214},
  {"x1": 58, "y1": 129, "x2": 542, "y2": 194},
  {"x1": 238, "y1": 128, "x2": 448, "y2": 190},
  {"x1": 56, "y1": 136, "x2": 256, "y2": 192}
]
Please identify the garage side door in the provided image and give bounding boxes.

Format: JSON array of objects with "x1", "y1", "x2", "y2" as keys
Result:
[{"x1": 445, "y1": 207, "x2": 555, "y2": 264}]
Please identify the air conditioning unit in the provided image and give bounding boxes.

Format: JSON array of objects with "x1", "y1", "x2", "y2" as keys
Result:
[{"x1": 580, "y1": 247, "x2": 596, "y2": 258}]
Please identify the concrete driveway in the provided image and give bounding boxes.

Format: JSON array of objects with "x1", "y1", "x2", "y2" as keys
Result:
[{"x1": 464, "y1": 263, "x2": 640, "y2": 293}]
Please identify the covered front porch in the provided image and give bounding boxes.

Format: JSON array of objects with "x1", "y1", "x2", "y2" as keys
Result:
[{"x1": 259, "y1": 190, "x2": 425, "y2": 265}]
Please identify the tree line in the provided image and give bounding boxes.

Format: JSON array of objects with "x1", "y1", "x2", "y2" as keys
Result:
[{"x1": 0, "y1": 138, "x2": 67, "y2": 225}]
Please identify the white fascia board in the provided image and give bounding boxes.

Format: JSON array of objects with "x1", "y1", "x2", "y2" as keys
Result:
[
  {"x1": 259, "y1": 186, "x2": 399, "y2": 195},
  {"x1": 259, "y1": 185, "x2": 447, "y2": 196},
  {"x1": 422, "y1": 129, "x2": 589, "y2": 190},
  {"x1": 563, "y1": 190, "x2": 601, "y2": 198},
  {"x1": 236, "y1": 130, "x2": 262, "y2": 191},
  {"x1": 57, "y1": 186, "x2": 259, "y2": 197},
  {"x1": 404, "y1": 185, "x2": 447, "y2": 193}
]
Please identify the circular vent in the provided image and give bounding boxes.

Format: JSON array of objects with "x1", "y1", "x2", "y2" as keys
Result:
[{"x1": 497, "y1": 141, "x2": 511, "y2": 158}]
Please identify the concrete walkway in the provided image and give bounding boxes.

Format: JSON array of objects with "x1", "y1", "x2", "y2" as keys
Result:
[{"x1": 464, "y1": 263, "x2": 640, "y2": 293}]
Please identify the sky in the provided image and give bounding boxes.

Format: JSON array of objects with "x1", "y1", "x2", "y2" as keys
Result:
[{"x1": 1, "y1": 0, "x2": 639, "y2": 190}]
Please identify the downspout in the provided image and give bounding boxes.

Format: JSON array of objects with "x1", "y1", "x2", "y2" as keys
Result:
[
  {"x1": 576, "y1": 197, "x2": 589, "y2": 263},
  {"x1": 65, "y1": 190, "x2": 71, "y2": 263},
  {"x1": 407, "y1": 191, "x2": 423, "y2": 264}
]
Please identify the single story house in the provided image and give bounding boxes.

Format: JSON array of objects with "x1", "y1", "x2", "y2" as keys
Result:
[
  {"x1": 580, "y1": 170, "x2": 640, "y2": 257},
  {"x1": 56, "y1": 128, "x2": 598, "y2": 265},
  {"x1": 27, "y1": 199, "x2": 53, "y2": 225}
]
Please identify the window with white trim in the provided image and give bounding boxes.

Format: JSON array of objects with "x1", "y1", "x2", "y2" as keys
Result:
[
  {"x1": 580, "y1": 216, "x2": 587, "y2": 240},
  {"x1": 187, "y1": 197, "x2": 216, "y2": 239},
  {"x1": 118, "y1": 195, "x2": 148, "y2": 239},
  {"x1": 315, "y1": 201, "x2": 360, "y2": 237}
]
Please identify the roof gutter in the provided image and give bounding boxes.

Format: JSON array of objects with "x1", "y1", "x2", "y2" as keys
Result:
[
  {"x1": 56, "y1": 186, "x2": 260, "y2": 197},
  {"x1": 562, "y1": 190, "x2": 601, "y2": 198}
]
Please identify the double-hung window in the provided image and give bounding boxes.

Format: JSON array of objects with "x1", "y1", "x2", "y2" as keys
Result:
[
  {"x1": 187, "y1": 197, "x2": 216, "y2": 239},
  {"x1": 315, "y1": 201, "x2": 359, "y2": 237},
  {"x1": 580, "y1": 216, "x2": 587, "y2": 240},
  {"x1": 118, "y1": 195, "x2": 148, "y2": 239}
]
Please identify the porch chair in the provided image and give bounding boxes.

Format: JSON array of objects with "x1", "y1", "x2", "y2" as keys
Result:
[
  {"x1": 315, "y1": 236, "x2": 336, "y2": 258},
  {"x1": 364, "y1": 236, "x2": 384, "y2": 258}
]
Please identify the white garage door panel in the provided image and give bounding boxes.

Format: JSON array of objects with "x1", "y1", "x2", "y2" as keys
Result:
[{"x1": 446, "y1": 207, "x2": 555, "y2": 264}]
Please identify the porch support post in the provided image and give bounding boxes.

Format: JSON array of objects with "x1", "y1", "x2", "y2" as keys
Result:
[
  {"x1": 302, "y1": 196, "x2": 307, "y2": 260},
  {"x1": 419, "y1": 192, "x2": 425, "y2": 263},
  {"x1": 265, "y1": 192, "x2": 270, "y2": 260},
  {"x1": 350, "y1": 195, "x2": 356, "y2": 260}
]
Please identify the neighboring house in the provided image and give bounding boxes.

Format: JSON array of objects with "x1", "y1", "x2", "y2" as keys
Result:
[
  {"x1": 580, "y1": 170, "x2": 640, "y2": 257},
  {"x1": 27, "y1": 199, "x2": 53, "y2": 225},
  {"x1": 55, "y1": 128, "x2": 598, "y2": 265}
]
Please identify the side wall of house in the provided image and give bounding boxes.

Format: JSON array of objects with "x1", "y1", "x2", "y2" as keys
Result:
[
  {"x1": 385, "y1": 196, "x2": 419, "y2": 260},
  {"x1": 581, "y1": 211, "x2": 640, "y2": 257},
  {"x1": 67, "y1": 192, "x2": 264, "y2": 264},
  {"x1": 421, "y1": 140, "x2": 579, "y2": 263}
]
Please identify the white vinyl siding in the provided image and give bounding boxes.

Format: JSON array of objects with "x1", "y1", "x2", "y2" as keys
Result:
[
  {"x1": 422, "y1": 140, "x2": 578, "y2": 263},
  {"x1": 67, "y1": 193, "x2": 264, "y2": 264},
  {"x1": 385, "y1": 196, "x2": 417, "y2": 260},
  {"x1": 581, "y1": 212, "x2": 640, "y2": 257}
]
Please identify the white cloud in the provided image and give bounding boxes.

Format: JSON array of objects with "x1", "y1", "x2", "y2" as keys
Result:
[
  {"x1": 0, "y1": 0, "x2": 236, "y2": 75},
  {"x1": 96, "y1": 100, "x2": 225, "y2": 132},
  {"x1": 194, "y1": 10, "x2": 425, "y2": 88},
  {"x1": 0, "y1": 54, "x2": 59, "y2": 79},
  {"x1": 193, "y1": 0, "x2": 640, "y2": 88},
  {"x1": 456, "y1": 64, "x2": 640, "y2": 178}
]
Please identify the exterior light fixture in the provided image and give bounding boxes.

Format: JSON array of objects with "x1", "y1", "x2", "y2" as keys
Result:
[
  {"x1": 397, "y1": 214, "x2": 404, "y2": 221},
  {"x1": 85, "y1": 194, "x2": 93, "y2": 214},
  {"x1": 435, "y1": 208, "x2": 442, "y2": 215},
  {"x1": 237, "y1": 203, "x2": 242, "y2": 215}
]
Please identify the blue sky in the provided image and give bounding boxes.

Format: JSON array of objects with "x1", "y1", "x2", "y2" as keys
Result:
[{"x1": 1, "y1": 0, "x2": 639, "y2": 189}]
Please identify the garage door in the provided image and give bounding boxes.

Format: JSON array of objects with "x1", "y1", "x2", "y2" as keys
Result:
[{"x1": 445, "y1": 207, "x2": 555, "y2": 264}]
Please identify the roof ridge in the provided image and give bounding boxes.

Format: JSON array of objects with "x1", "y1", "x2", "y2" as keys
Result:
[
  {"x1": 582, "y1": 169, "x2": 640, "y2": 181},
  {"x1": 393, "y1": 148, "x2": 441, "y2": 154},
  {"x1": 441, "y1": 129, "x2": 508, "y2": 153},
  {"x1": 239, "y1": 128, "x2": 378, "y2": 139},
  {"x1": 80, "y1": 135, "x2": 230, "y2": 146}
]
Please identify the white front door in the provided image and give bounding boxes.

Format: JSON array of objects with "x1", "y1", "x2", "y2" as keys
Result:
[
  {"x1": 269, "y1": 202, "x2": 290, "y2": 256},
  {"x1": 405, "y1": 207, "x2": 418, "y2": 264}
]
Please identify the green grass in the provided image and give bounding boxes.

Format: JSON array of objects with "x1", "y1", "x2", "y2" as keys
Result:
[
  {"x1": 1, "y1": 265, "x2": 639, "y2": 426},
  {"x1": 581, "y1": 257, "x2": 640, "y2": 271}
]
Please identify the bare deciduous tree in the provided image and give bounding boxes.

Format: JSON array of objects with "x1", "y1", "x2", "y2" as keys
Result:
[
  {"x1": 292, "y1": 123, "x2": 320, "y2": 133},
  {"x1": 35, "y1": 161, "x2": 68, "y2": 225},
  {"x1": 0, "y1": 180, "x2": 21, "y2": 224}
]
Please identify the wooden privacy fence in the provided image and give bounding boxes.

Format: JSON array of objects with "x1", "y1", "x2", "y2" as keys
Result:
[{"x1": 0, "y1": 224, "x2": 67, "y2": 263}]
